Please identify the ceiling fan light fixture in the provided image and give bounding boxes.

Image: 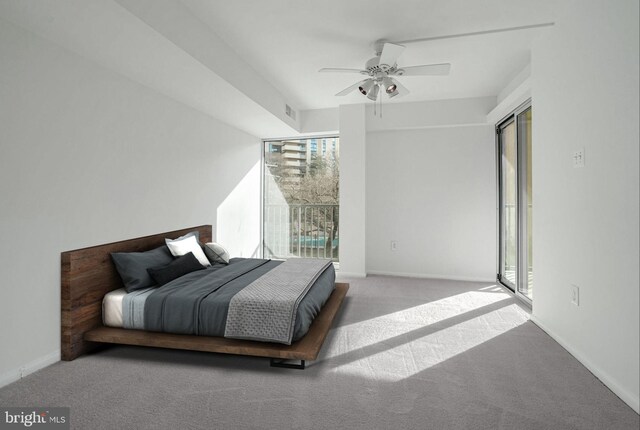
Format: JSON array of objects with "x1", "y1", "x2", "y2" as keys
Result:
[
  {"x1": 367, "y1": 84, "x2": 380, "y2": 101},
  {"x1": 322, "y1": 40, "x2": 451, "y2": 101},
  {"x1": 387, "y1": 87, "x2": 400, "y2": 98},
  {"x1": 382, "y1": 77, "x2": 397, "y2": 94},
  {"x1": 358, "y1": 79, "x2": 374, "y2": 95}
]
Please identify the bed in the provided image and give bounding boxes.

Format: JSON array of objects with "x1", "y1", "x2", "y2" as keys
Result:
[{"x1": 61, "y1": 225, "x2": 348, "y2": 369}]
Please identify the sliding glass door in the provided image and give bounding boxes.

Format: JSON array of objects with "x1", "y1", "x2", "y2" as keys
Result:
[
  {"x1": 518, "y1": 107, "x2": 533, "y2": 300},
  {"x1": 498, "y1": 118, "x2": 518, "y2": 291},
  {"x1": 497, "y1": 103, "x2": 533, "y2": 302}
]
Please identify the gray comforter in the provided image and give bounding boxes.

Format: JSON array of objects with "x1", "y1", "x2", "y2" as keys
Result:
[{"x1": 143, "y1": 258, "x2": 335, "y2": 342}]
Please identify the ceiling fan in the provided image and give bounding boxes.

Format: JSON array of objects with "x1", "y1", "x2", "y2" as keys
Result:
[{"x1": 319, "y1": 40, "x2": 451, "y2": 101}]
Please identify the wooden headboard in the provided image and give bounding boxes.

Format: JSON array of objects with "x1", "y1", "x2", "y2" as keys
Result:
[{"x1": 61, "y1": 225, "x2": 213, "y2": 361}]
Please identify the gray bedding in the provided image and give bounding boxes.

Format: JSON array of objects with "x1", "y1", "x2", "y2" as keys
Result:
[
  {"x1": 225, "y1": 258, "x2": 333, "y2": 344},
  {"x1": 142, "y1": 258, "x2": 336, "y2": 342},
  {"x1": 122, "y1": 287, "x2": 154, "y2": 329}
]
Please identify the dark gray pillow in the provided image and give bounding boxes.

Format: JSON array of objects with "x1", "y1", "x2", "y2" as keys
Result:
[
  {"x1": 147, "y1": 252, "x2": 205, "y2": 286},
  {"x1": 111, "y1": 246, "x2": 174, "y2": 292}
]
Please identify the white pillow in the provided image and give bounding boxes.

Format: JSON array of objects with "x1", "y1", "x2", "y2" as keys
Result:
[
  {"x1": 203, "y1": 242, "x2": 230, "y2": 264},
  {"x1": 165, "y1": 234, "x2": 210, "y2": 267}
]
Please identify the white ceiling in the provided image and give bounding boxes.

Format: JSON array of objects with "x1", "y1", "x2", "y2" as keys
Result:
[
  {"x1": 180, "y1": 0, "x2": 561, "y2": 110},
  {"x1": 1, "y1": 0, "x2": 563, "y2": 137}
]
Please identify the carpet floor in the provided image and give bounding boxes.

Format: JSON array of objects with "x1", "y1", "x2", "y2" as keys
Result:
[{"x1": 1, "y1": 275, "x2": 638, "y2": 429}]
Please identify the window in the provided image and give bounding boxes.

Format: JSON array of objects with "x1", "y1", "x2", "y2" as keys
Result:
[{"x1": 262, "y1": 137, "x2": 340, "y2": 261}]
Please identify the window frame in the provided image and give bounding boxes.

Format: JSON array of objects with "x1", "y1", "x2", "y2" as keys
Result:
[{"x1": 261, "y1": 134, "x2": 340, "y2": 260}]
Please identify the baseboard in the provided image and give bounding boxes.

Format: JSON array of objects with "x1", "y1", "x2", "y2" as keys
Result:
[
  {"x1": 366, "y1": 270, "x2": 495, "y2": 283},
  {"x1": 0, "y1": 350, "x2": 60, "y2": 389},
  {"x1": 336, "y1": 271, "x2": 367, "y2": 278},
  {"x1": 530, "y1": 315, "x2": 640, "y2": 414}
]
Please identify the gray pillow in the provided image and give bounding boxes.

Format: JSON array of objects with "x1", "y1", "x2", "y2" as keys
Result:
[
  {"x1": 111, "y1": 246, "x2": 174, "y2": 292},
  {"x1": 147, "y1": 252, "x2": 205, "y2": 286},
  {"x1": 203, "y1": 242, "x2": 230, "y2": 264}
]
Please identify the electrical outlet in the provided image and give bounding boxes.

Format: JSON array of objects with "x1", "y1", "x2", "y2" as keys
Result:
[
  {"x1": 573, "y1": 149, "x2": 585, "y2": 168},
  {"x1": 390, "y1": 240, "x2": 397, "y2": 251},
  {"x1": 571, "y1": 284, "x2": 580, "y2": 306},
  {"x1": 18, "y1": 367, "x2": 26, "y2": 378}
]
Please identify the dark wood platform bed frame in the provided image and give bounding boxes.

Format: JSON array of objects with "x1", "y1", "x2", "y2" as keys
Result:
[{"x1": 61, "y1": 225, "x2": 348, "y2": 369}]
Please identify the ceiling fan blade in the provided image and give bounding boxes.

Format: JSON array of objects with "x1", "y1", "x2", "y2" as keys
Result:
[
  {"x1": 319, "y1": 68, "x2": 367, "y2": 74},
  {"x1": 396, "y1": 63, "x2": 451, "y2": 76},
  {"x1": 335, "y1": 79, "x2": 368, "y2": 96},
  {"x1": 378, "y1": 42, "x2": 405, "y2": 67}
]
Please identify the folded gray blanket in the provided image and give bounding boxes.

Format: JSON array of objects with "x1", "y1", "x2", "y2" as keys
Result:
[{"x1": 224, "y1": 258, "x2": 333, "y2": 345}]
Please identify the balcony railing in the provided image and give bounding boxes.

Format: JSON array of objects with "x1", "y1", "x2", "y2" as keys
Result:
[{"x1": 263, "y1": 204, "x2": 339, "y2": 261}]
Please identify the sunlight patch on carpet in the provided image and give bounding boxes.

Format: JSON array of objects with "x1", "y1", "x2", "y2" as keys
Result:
[{"x1": 324, "y1": 298, "x2": 529, "y2": 382}]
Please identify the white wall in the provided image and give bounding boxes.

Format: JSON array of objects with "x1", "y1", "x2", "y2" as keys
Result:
[
  {"x1": 217, "y1": 162, "x2": 262, "y2": 259},
  {"x1": 333, "y1": 98, "x2": 497, "y2": 281},
  {"x1": 366, "y1": 126, "x2": 496, "y2": 281},
  {"x1": 0, "y1": 18, "x2": 261, "y2": 385},
  {"x1": 338, "y1": 104, "x2": 367, "y2": 277},
  {"x1": 531, "y1": 0, "x2": 639, "y2": 412},
  {"x1": 366, "y1": 97, "x2": 495, "y2": 132},
  {"x1": 259, "y1": 164, "x2": 290, "y2": 259},
  {"x1": 486, "y1": 64, "x2": 531, "y2": 125},
  {"x1": 0, "y1": 0, "x2": 298, "y2": 138},
  {"x1": 300, "y1": 108, "x2": 339, "y2": 134},
  {"x1": 115, "y1": 0, "x2": 301, "y2": 134}
]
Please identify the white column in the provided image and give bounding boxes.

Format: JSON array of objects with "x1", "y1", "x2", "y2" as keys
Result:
[{"x1": 338, "y1": 104, "x2": 367, "y2": 277}]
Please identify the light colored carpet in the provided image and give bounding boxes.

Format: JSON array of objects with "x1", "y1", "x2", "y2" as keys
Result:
[{"x1": 1, "y1": 276, "x2": 638, "y2": 429}]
